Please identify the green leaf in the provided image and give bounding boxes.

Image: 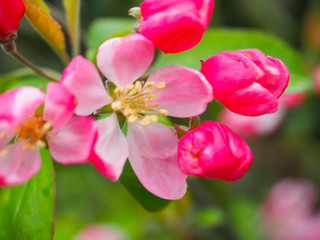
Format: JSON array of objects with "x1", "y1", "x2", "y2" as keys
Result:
[
  {"x1": 63, "y1": 0, "x2": 81, "y2": 57},
  {"x1": 120, "y1": 161, "x2": 170, "y2": 212},
  {"x1": 152, "y1": 29, "x2": 311, "y2": 93},
  {"x1": 0, "y1": 149, "x2": 55, "y2": 240}
]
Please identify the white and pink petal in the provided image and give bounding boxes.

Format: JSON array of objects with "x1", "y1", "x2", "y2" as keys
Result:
[
  {"x1": 127, "y1": 122, "x2": 187, "y2": 200},
  {"x1": 0, "y1": 142, "x2": 41, "y2": 186},
  {"x1": 44, "y1": 83, "x2": 76, "y2": 129},
  {"x1": 148, "y1": 65, "x2": 213, "y2": 118},
  {"x1": 46, "y1": 116, "x2": 97, "y2": 165},
  {"x1": 61, "y1": 56, "x2": 112, "y2": 116},
  {"x1": 0, "y1": 87, "x2": 44, "y2": 130},
  {"x1": 97, "y1": 33, "x2": 155, "y2": 87},
  {"x1": 91, "y1": 114, "x2": 129, "y2": 181}
]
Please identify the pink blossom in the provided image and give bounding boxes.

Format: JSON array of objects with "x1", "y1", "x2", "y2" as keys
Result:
[
  {"x1": 177, "y1": 121, "x2": 252, "y2": 181},
  {"x1": 201, "y1": 49, "x2": 290, "y2": 116},
  {"x1": 218, "y1": 93, "x2": 306, "y2": 139},
  {"x1": 61, "y1": 33, "x2": 213, "y2": 199},
  {"x1": 139, "y1": 0, "x2": 214, "y2": 53},
  {"x1": 261, "y1": 179, "x2": 320, "y2": 240},
  {"x1": 74, "y1": 224, "x2": 127, "y2": 240},
  {"x1": 0, "y1": 84, "x2": 97, "y2": 186}
]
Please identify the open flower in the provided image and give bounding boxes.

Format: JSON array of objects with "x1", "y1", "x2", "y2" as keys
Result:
[
  {"x1": 138, "y1": 0, "x2": 214, "y2": 53},
  {"x1": 177, "y1": 121, "x2": 253, "y2": 181},
  {"x1": 61, "y1": 33, "x2": 213, "y2": 199},
  {"x1": 0, "y1": 0, "x2": 25, "y2": 43},
  {"x1": 0, "y1": 83, "x2": 97, "y2": 186},
  {"x1": 201, "y1": 49, "x2": 290, "y2": 116}
]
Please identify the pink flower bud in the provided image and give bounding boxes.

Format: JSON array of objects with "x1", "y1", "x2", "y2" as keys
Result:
[
  {"x1": 201, "y1": 49, "x2": 290, "y2": 116},
  {"x1": 313, "y1": 66, "x2": 320, "y2": 97},
  {"x1": 0, "y1": 0, "x2": 25, "y2": 43},
  {"x1": 280, "y1": 92, "x2": 306, "y2": 109},
  {"x1": 140, "y1": 0, "x2": 214, "y2": 53},
  {"x1": 177, "y1": 121, "x2": 253, "y2": 181}
]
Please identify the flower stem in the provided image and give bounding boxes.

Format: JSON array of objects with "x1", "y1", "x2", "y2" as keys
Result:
[{"x1": 2, "y1": 41, "x2": 59, "y2": 82}]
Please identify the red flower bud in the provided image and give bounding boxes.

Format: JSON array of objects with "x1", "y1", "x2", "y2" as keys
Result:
[
  {"x1": 140, "y1": 0, "x2": 214, "y2": 53},
  {"x1": 177, "y1": 121, "x2": 253, "y2": 181},
  {"x1": 0, "y1": 0, "x2": 25, "y2": 43},
  {"x1": 201, "y1": 49, "x2": 290, "y2": 116}
]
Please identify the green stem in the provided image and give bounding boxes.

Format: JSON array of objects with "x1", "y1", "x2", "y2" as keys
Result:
[{"x1": 2, "y1": 41, "x2": 60, "y2": 82}]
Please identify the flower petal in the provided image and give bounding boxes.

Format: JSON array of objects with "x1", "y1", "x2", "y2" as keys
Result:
[
  {"x1": 148, "y1": 65, "x2": 213, "y2": 117},
  {"x1": 46, "y1": 116, "x2": 97, "y2": 164},
  {"x1": 91, "y1": 114, "x2": 129, "y2": 181},
  {"x1": 44, "y1": 83, "x2": 76, "y2": 129},
  {"x1": 0, "y1": 87, "x2": 44, "y2": 130},
  {"x1": 0, "y1": 142, "x2": 41, "y2": 186},
  {"x1": 219, "y1": 82, "x2": 279, "y2": 116},
  {"x1": 61, "y1": 56, "x2": 112, "y2": 116},
  {"x1": 127, "y1": 122, "x2": 187, "y2": 200},
  {"x1": 97, "y1": 33, "x2": 155, "y2": 87}
]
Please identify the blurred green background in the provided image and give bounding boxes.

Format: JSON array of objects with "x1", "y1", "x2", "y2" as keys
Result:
[{"x1": 1, "y1": 0, "x2": 320, "y2": 239}]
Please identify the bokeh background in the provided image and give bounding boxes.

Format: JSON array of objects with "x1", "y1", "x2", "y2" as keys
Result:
[{"x1": 1, "y1": 0, "x2": 320, "y2": 239}]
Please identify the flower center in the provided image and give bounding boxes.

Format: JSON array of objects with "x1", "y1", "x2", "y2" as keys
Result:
[
  {"x1": 15, "y1": 115, "x2": 52, "y2": 150},
  {"x1": 111, "y1": 81, "x2": 168, "y2": 126}
]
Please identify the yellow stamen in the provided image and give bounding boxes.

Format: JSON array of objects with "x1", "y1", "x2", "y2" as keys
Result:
[
  {"x1": 36, "y1": 139, "x2": 47, "y2": 149},
  {"x1": 128, "y1": 114, "x2": 138, "y2": 123},
  {"x1": 140, "y1": 116, "x2": 152, "y2": 126},
  {"x1": 159, "y1": 109, "x2": 168, "y2": 116},
  {"x1": 156, "y1": 82, "x2": 166, "y2": 90},
  {"x1": 144, "y1": 81, "x2": 155, "y2": 90},
  {"x1": 110, "y1": 80, "x2": 168, "y2": 126}
]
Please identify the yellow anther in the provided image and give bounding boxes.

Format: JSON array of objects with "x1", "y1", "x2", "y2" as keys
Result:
[
  {"x1": 156, "y1": 82, "x2": 166, "y2": 90},
  {"x1": 134, "y1": 81, "x2": 142, "y2": 92},
  {"x1": 159, "y1": 109, "x2": 168, "y2": 116},
  {"x1": 149, "y1": 115, "x2": 158, "y2": 122},
  {"x1": 0, "y1": 132, "x2": 7, "y2": 140},
  {"x1": 111, "y1": 101, "x2": 123, "y2": 111},
  {"x1": 0, "y1": 148, "x2": 8, "y2": 157},
  {"x1": 128, "y1": 114, "x2": 138, "y2": 123},
  {"x1": 140, "y1": 116, "x2": 152, "y2": 126},
  {"x1": 144, "y1": 81, "x2": 155, "y2": 90},
  {"x1": 126, "y1": 84, "x2": 134, "y2": 90},
  {"x1": 147, "y1": 94, "x2": 156, "y2": 102},
  {"x1": 36, "y1": 139, "x2": 47, "y2": 149},
  {"x1": 114, "y1": 87, "x2": 125, "y2": 96},
  {"x1": 41, "y1": 122, "x2": 52, "y2": 132}
]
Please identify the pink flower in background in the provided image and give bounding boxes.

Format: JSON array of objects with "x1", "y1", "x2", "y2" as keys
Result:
[
  {"x1": 61, "y1": 33, "x2": 213, "y2": 199},
  {"x1": 201, "y1": 49, "x2": 290, "y2": 116},
  {"x1": 139, "y1": 0, "x2": 214, "y2": 53},
  {"x1": 0, "y1": 83, "x2": 97, "y2": 186},
  {"x1": 261, "y1": 179, "x2": 320, "y2": 240},
  {"x1": 75, "y1": 224, "x2": 127, "y2": 240},
  {"x1": 219, "y1": 107, "x2": 285, "y2": 139},
  {"x1": 0, "y1": 0, "x2": 25, "y2": 43},
  {"x1": 177, "y1": 121, "x2": 252, "y2": 181},
  {"x1": 219, "y1": 93, "x2": 306, "y2": 139},
  {"x1": 280, "y1": 92, "x2": 306, "y2": 109}
]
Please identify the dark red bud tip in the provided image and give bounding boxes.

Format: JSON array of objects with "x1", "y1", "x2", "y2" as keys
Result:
[{"x1": 1, "y1": 40, "x2": 16, "y2": 53}]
